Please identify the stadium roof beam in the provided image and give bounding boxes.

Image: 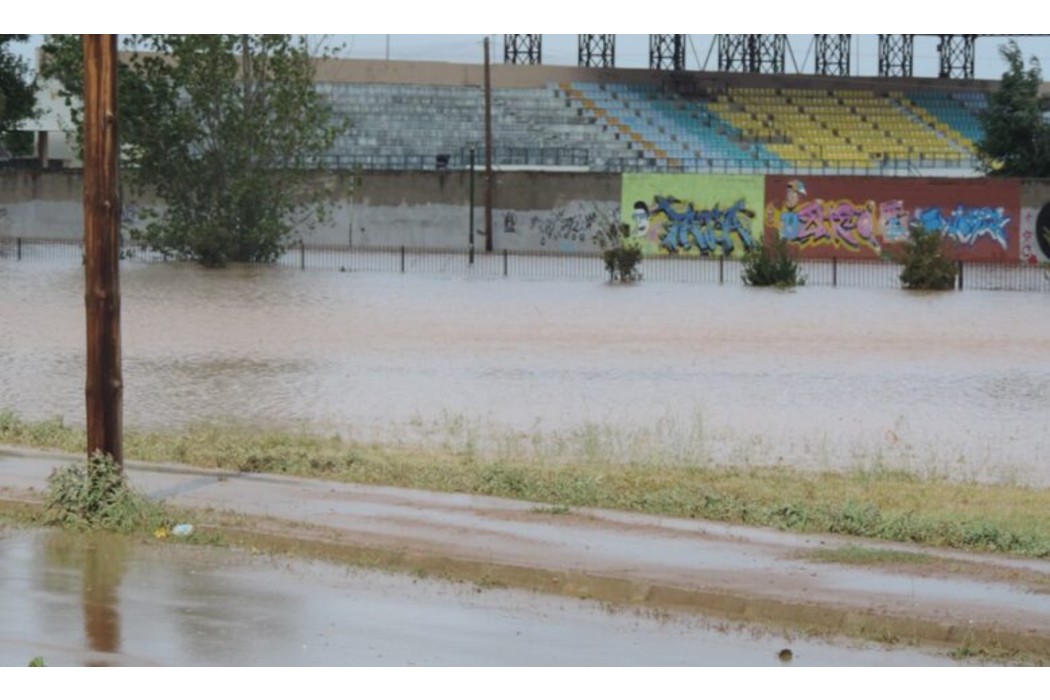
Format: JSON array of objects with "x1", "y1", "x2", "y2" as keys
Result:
[
  {"x1": 878, "y1": 34, "x2": 914, "y2": 77},
  {"x1": 504, "y1": 35, "x2": 542, "y2": 65},
  {"x1": 938, "y1": 34, "x2": 977, "y2": 80},
  {"x1": 717, "y1": 34, "x2": 786, "y2": 73},
  {"x1": 649, "y1": 34, "x2": 685, "y2": 71},
  {"x1": 815, "y1": 34, "x2": 850, "y2": 76},
  {"x1": 578, "y1": 34, "x2": 615, "y2": 68}
]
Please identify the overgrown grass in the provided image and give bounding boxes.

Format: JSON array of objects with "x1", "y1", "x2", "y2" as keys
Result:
[{"x1": 3, "y1": 410, "x2": 1050, "y2": 557}]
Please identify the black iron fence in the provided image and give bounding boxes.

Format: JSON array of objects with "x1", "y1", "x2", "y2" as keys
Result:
[{"x1": 2, "y1": 236, "x2": 1048, "y2": 292}]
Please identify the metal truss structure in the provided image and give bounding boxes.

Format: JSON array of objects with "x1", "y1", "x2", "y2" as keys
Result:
[
  {"x1": 814, "y1": 34, "x2": 851, "y2": 76},
  {"x1": 878, "y1": 34, "x2": 914, "y2": 77},
  {"x1": 503, "y1": 34, "x2": 542, "y2": 65},
  {"x1": 938, "y1": 34, "x2": 977, "y2": 79},
  {"x1": 578, "y1": 34, "x2": 615, "y2": 68},
  {"x1": 649, "y1": 34, "x2": 685, "y2": 71},
  {"x1": 717, "y1": 34, "x2": 786, "y2": 73}
]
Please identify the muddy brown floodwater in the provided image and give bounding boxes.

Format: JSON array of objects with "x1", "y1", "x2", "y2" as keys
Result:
[
  {"x1": 0, "y1": 527, "x2": 960, "y2": 666},
  {"x1": 2, "y1": 258, "x2": 1049, "y2": 485}
]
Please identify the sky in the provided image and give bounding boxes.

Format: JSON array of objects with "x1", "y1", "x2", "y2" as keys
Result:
[
  {"x1": 8, "y1": 0, "x2": 1050, "y2": 81},
  {"x1": 11, "y1": 33, "x2": 1050, "y2": 83}
]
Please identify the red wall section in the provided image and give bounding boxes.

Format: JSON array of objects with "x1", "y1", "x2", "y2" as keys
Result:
[{"x1": 763, "y1": 176, "x2": 1021, "y2": 262}]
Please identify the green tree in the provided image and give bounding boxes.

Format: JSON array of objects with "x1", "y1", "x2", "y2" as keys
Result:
[
  {"x1": 0, "y1": 34, "x2": 36, "y2": 156},
  {"x1": 42, "y1": 34, "x2": 346, "y2": 266},
  {"x1": 977, "y1": 40, "x2": 1050, "y2": 177}
]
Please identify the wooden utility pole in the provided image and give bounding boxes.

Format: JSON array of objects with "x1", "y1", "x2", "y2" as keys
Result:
[
  {"x1": 83, "y1": 34, "x2": 123, "y2": 466},
  {"x1": 483, "y1": 36, "x2": 493, "y2": 252}
]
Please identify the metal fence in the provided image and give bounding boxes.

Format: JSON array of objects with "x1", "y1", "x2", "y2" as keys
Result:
[{"x1": 2, "y1": 236, "x2": 1048, "y2": 292}]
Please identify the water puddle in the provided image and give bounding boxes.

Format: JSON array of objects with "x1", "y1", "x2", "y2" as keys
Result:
[{"x1": 0, "y1": 527, "x2": 960, "y2": 666}]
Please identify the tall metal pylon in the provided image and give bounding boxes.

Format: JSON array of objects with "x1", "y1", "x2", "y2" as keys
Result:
[
  {"x1": 649, "y1": 34, "x2": 685, "y2": 71},
  {"x1": 938, "y1": 35, "x2": 977, "y2": 79},
  {"x1": 503, "y1": 34, "x2": 542, "y2": 65},
  {"x1": 718, "y1": 34, "x2": 786, "y2": 73},
  {"x1": 815, "y1": 34, "x2": 851, "y2": 76},
  {"x1": 878, "y1": 35, "x2": 914, "y2": 77},
  {"x1": 578, "y1": 34, "x2": 615, "y2": 68}
]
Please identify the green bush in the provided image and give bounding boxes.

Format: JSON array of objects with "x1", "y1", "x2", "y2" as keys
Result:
[
  {"x1": 741, "y1": 236, "x2": 805, "y2": 288},
  {"x1": 898, "y1": 225, "x2": 957, "y2": 291},
  {"x1": 599, "y1": 222, "x2": 643, "y2": 283},
  {"x1": 45, "y1": 451, "x2": 163, "y2": 531},
  {"x1": 602, "y1": 245, "x2": 643, "y2": 283}
]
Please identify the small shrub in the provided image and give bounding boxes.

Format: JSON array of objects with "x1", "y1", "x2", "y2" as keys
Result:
[
  {"x1": 45, "y1": 451, "x2": 163, "y2": 531},
  {"x1": 898, "y1": 224, "x2": 957, "y2": 291},
  {"x1": 598, "y1": 222, "x2": 643, "y2": 283},
  {"x1": 742, "y1": 236, "x2": 805, "y2": 288}
]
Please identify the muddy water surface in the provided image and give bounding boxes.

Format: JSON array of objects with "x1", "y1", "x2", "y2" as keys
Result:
[
  {"x1": 0, "y1": 528, "x2": 960, "y2": 666},
  {"x1": 1, "y1": 259, "x2": 1048, "y2": 484}
]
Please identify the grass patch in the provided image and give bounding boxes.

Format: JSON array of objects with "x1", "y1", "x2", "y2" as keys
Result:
[
  {"x1": 3, "y1": 411, "x2": 1050, "y2": 558},
  {"x1": 805, "y1": 545, "x2": 937, "y2": 567}
]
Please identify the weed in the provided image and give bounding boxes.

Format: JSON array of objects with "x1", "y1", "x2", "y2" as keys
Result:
[
  {"x1": 599, "y1": 222, "x2": 643, "y2": 283},
  {"x1": 27, "y1": 656, "x2": 45, "y2": 667},
  {"x1": 45, "y1": 451, "x2": 166, "y2": 533},
  {"x1": 531, "y1": 504, "x2": 571, "y2": 515}
]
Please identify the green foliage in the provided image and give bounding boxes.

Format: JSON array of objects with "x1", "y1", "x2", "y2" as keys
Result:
[
  {"x1": 977, "y1": 41, "x2": 1050, "y2": 177},
  {"x1": 45, "y1": 450, "x2": 163, "y2": 531},
  {"x1": 741, "y1": 235, "x2": 805, "y2": 288},
  {"x1": 897, "y1": 224, "x2": 957, "y2": 291},
  {"x1": 0, "y1": 35, "x2": 37, "y2": 156},
  {"x1": 599, "y1": 222, "x2": 643, "y2": 283},
  {"x1": 27, "y1": 656, "x2": 46, "y2": 667},
  {"x1": 41, "y1": 34, "x2": 346, "y2": 267}
]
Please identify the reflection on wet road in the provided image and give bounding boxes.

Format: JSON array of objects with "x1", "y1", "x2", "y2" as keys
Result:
[{"x1": 0, "y1": 529, "x2": 958, "y2": 666}]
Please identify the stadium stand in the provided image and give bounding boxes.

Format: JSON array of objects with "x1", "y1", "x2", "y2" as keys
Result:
[{"x1": 314, "y1": 62, "x2": 991, "y2": 176}]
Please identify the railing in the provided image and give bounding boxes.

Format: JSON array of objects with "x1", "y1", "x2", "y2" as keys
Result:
[
  {"x1": 10, "y1": 151, "x2": 982, "y2": 177},
  {"x1": 3, "y1": 237, "x2": 1047, "y2": 292}
]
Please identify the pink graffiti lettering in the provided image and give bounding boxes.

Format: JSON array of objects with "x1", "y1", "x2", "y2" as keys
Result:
[{"x1": 794, "y1": 199, "x2": 880, "y2": 252}]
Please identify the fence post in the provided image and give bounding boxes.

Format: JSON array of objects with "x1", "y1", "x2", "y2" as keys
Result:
[
  {"x1": 832, "y1": 257, "x2": 837, "y2": 287},
  {"x1": 503, "y1": 248, "x2": 508, "y2": 277},
  {"x1": 17, "y1": 237, "x2": 21, "y2": 261},
  {"x1": 957, "y1": 260, "x2": 964, "y2": 290},
  {"x1": 400, "y1": 245, "x2": 405, "y2": 273},
  {"x1": 718, "y1": 256, "x2": 724, "y2": 285},
  {"x1": 299, "y1": 240, "x2": 305, "y2": 270}
]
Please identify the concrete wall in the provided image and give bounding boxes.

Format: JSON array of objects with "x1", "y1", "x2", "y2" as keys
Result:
[
  {"x1": 4, "y1": 170, "x2": 1044, "y2": 262},
  {"x1": 763, "y1": 175, "x2": 1021, "y2": 262},
  {"x1": 1020, "y1": 180, "x2": 1050, "y2": 263},
  {"x1": 0, "y1": 170, "x2": 621, "y2": 253}
]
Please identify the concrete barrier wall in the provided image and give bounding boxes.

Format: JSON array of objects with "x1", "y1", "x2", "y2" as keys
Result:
[
  {"x1": 764, "y1": 175, "x2": 1021, "y2": 262},
  {"x1": 4, "y1": 170, "x2": 1047, "y2": 263}
]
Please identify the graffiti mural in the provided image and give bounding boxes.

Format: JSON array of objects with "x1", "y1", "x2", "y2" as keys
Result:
[
  {"x1": 764, "y1": 176, "x2": 1020, "y2": 261},
  {"x1": 913, "y1": 206, "x2": 1009, "y2": 249},
  {"x1": 622, "y1": 174, "x2": 764, "y2": 257},
  {"x1": 1020, "y1": 203, "x2": 1050, "y2": 263}
]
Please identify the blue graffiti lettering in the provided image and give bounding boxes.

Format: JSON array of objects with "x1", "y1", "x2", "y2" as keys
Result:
[
  {"x1": 915, "y1": 206, "x2": 1009, "y2": 249},
  {"x1": 653, "y1": 196, "x2": 755, "y2": 255}
]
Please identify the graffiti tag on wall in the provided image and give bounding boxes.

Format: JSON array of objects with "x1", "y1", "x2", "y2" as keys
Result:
[
  {"x1": 632, "y1": 196, "x2": 756, "y2": 255},
  {"x1": 913, "y1": 206, "x2": 1009, "y2": 249},
  {"x1": 509, "y1": 202, "x2": 619, "y2": 251},
  {"x1": 766, "y1": 179, "x2": 1010, "y2": 252}
]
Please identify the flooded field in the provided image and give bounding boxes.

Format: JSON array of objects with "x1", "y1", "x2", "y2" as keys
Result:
[
  {"x1": 2, "y1": 258, "x2": 1049, "y2": 485},
  {"x1": 0, "y1": 527, "x2": 961, "y2": 666}
]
